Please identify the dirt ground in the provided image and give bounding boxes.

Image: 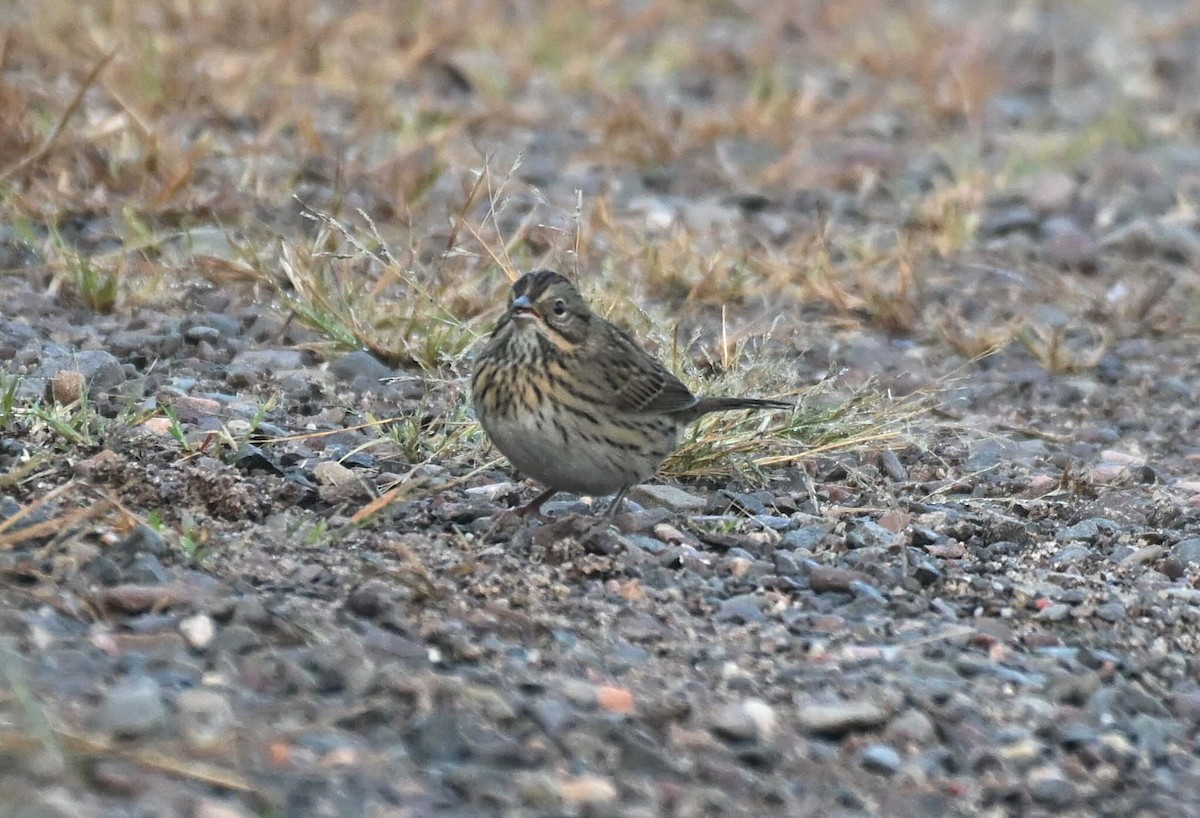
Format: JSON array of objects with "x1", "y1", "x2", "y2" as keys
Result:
[{"x1": 3, "y1": 2, "x2": 1200, "y2": 816}]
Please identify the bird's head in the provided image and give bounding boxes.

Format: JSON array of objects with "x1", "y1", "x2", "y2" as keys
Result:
[{"x1": 502, "y1": 269, "x2": 592, "y2": 348}]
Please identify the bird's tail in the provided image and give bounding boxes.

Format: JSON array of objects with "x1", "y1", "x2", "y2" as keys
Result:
[{"x1": 688, "y1": 396, "x2": 792, "y2": 420}]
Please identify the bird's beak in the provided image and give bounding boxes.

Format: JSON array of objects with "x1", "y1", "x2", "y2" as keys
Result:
[{"x1": 510, "y1": 294, "x2": 536, "y2": 319}]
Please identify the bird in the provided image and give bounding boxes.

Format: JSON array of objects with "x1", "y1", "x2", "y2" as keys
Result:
[{"x1": 471, "y1": 269, "x2": 791, "y2": 519}]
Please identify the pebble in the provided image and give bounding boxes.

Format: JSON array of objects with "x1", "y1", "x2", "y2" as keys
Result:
[
  {"x1": 176, "y1": 689, "x2": 237, "y2": 753},
  {"x1": 1169, "y1": 537, "x2": 1200, "y2": 566},
  {"x1": 846, "y1": 520, "x2": 899, "y2": 549},
  {"x1": 330, "y1": 350, "x2": 393, "y2": 384},
  {"x1": 210, "y1": 624, "x2": 262, "y2": 654},
  {"x1": 1026, "y1": 170, "x2": 1077, "y2": 213},
  {"x1": 1041, "y1": 217, "x2": 1099, "y2": 272},
  {"x1": 97, "y1": 676, "x2": 167, "y2": 738},
  {"x1": 35, "y1": 350, "x2": 125, "y2": 390},
  {"x1": 796, "y1": 699, "x2": 891, "y2": 736},
  {"x1": 1049, "y1": 544, "x2": 1092, "y2": 569},
  {"x1": 558, "y1": 775, "x2": 618, "y2": 806},
  {"x1": 715, "y1": 595, "x2": 767, "y2": 624},
  {"x1": 886, "y1": 708, "x2": 935, "y2": 745},
  {"x1": 628, "y1": 484, "x2": 706, "y2": 513},
  {"x1": 313, "y1": 460, "x2": 357, "y2": 486},
  {"x1": 230, "y1": 348, "x2": 310, "y2": 371},
  {"x1": 878, "y1": 449, "x2": 908, "y2": 481},
  {"x1": 782, "y1": 524, "x2": 831, "y2": 550},
  {"x1": 50, "y1": 369, "x2": 85, "y2": 404},
  {"x1": 809, "y1": 566, "x2": 868, "y2": 593},
  {"x1": 184, "y1": 325, "x2": 222, "y2": 344},
  {"x1": 1027, "y1": 765, "x2": 1077, "y2": 807},
  {"x1": 1059, "y1": 518, "x2": 1117, "y2": 542},
  {"x1": 179, "y1": 614, "x2": 216, "y2": 650},
  {"x1": 710, "y1": 698, "x2": 776, "y2": 743},
  {"x1": 859, "y1": 743, "x2": 902, "y2": 775}
]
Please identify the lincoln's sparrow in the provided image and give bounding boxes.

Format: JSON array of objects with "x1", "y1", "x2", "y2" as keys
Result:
[{"x1": 472, "y1": 270, "x2": 791, "y2": 517}]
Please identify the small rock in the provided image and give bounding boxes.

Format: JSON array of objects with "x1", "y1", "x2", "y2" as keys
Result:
[
  {"x1": 558, "y1": 775, "x2": 618, "y2": 806},
  {"x1": 796, "y1": 699, "x2": 891, "y2": 736},
  {"x1": 859, "y1": 743, "x2": 902, "y2": 775},
  {"x1": 330, "y1": 350, "x2": 393, "y2": 384},
  {"x1": 1049, "y1": 544, "x2": 1092, "y2": 569},
  {"x1": 1094, "y1": 602, "x2": 1125, "y2": 623},
  {"x1": 999, "y1": 736, "x2": 1044, "y2": 767},
  {"x1": 715, "y1": 595, "x2": 767, "y2": 624},
  {"x1": 97, "y1": 677, "x2": 167, "y2": 738},
  {"x1": 1042, "y1": 217, "x2": 1098, "y2": 273},
  {"x1": 36, "y1": 350, "x2": 125, "y2": 391},
  {"x1": 230, "y1": 348, "x2": 310, "y2": 371},
  {"x1": 1027, "y1": 765, "x2": 1077, "y2": 808},
  {"x1": 809, "y1": 566, "x2": 868, "y2": 593},
  {"x1": 1119, "y1": 544, "x2": 1164, "y2": 567},
  {"x1": 710, "y1": 698, "x2": 776, "y2": 744},
  {"x1": 184, "y1": 325, "x2": 222, "y2": 344},
  {"x1": 179, "y1": 614, "x2": 216, "y2": 650},
  {"x1": 1038, "y1": 604, "x2": 1071, "y2": 622},
  {"x1": 877, "y1": 449, "x2": 908, "y2": 481},
  {"x1": 910, "y1": 554, "x2": 944, "y2": 586},
  {"x1": 980, "y1": 204, "x2": 1039, "y2": 237},
  {"x1": 1026, "y1": 170, "x2": 1077, "y2": 213},
  {"x1": 628, "y1": 484, "x2": 706, "y2": 513},
  {"x1": 886, "y1": 708, "x2": 935, "y2": 745},
  {"x1": 210, "y1": 624, "x2": 262, "y2": 654},
  {"x1": 783, "y1": 524, "x2": 831, "y2": 550},
  {"x1": 1170, "y1": 538, "x2": 1200, "y2": 566},
  {"x1": 176, "y1": 689, "x2": 237, "y2": 753},
  {"x1": 50, "y1": 369, "x2": 85, "y2": 404},
  {"x1": 1059, "y1": 518, "x2": 1117, "y2": 542},
  {"x1": 313, "y1": 461, "x2": 357, "y2": 486},
  {"x1": 846, "y1": 520, "x2": 898, "y2": 549}
]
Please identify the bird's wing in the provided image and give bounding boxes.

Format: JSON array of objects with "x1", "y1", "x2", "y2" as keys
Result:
[{"x1": 604, "y1": 328, "x2": 699, "y2": 414}]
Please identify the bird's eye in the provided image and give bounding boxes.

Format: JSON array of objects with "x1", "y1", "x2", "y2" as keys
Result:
[{"x1": 552, "y1": 298, "x2": 567, "y2": 317}]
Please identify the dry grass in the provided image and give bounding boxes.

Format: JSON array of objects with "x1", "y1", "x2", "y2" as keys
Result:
[{"x1": 3, "y1": 0, "x2": 1198, "y2": 482}]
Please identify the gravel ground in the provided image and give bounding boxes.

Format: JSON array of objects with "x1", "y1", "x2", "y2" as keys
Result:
[{"x1": 5, "y1": 2, "x2": 1200, "y2": 817}]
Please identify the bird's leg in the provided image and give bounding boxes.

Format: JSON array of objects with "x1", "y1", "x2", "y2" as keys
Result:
[
  {"x1": 482, "y1": 487, "x2": 558, "y2": 541},
  {"x1": 576, "y1": 485, "x2": 633, "y2": 545},
  {"x1": 517, "y1": 486, "x2": 558, "y2": 519},
  {"x1": 602, "y1": 485, "x2": 632, "y2": 519}
]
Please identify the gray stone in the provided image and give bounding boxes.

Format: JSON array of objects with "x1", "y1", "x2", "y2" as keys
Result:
[
  {"x1": 176, "y1": 689, "x2": 237, "y2": 753},
  {"x1": 184, "y1": 325, "x2": 222, "y2": 344},
  {"x1": 715, "y1": 595, "x2": 768, "y2": 625},
  {"x1": 1028, "y1": 766, "x2": 1077, "y2": 808},
  {"x1": 628, "y1": 484, "x2": 706, "y2": 513},
  {"x1": 330, "y1": 350, "x2": 394, "y2": 384},
  {"x1": 97, "y1": 677, "x2": 167, "y2": 738},
  {"x1": 1038, "y1": 604, "x2": 1071, "y2": 622},
  {"x1": 1170, "y1": 538, "x2": 1200, "y2": 566},
  {"x1": 796, "y1": 699, "x2": 891, "y2": 736},
  {"x1": 1041, "y1": 217, "x2": 1098, "y2": 272},
  {"x1": 846, "y1": 520, "x2": 898, "y2": 550},
  {"x1": 35, "y1": 349, "x2": 125, "y2": 391},
  {"x1": 1049, "y1": 544, "x2": 1092, "y2": 569},
  {"x1": 859, "y1": 743, "x2": 902, "y2": 775},
  {"x1": 886, "y1": 708, "x2": 935, "y2": 745},
  {"x1": 1059, "y1": 518, "x2": 1118, "y2": 542},
  {"x1": 230, "y1": 348, "x2": 310, "y2": 371},
  {"x1": 783, "y1": 524, "x2": 831, "y2": 550}
]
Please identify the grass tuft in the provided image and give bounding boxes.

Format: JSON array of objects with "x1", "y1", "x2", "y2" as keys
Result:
[{"x1": 258, "y1": 203, "x2": 486, "y2": 372}]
